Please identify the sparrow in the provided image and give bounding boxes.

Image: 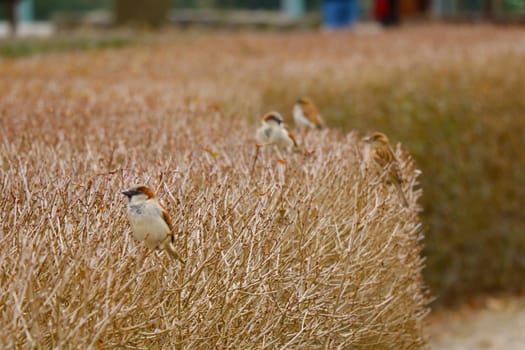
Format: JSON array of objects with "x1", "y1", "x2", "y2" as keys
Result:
[
  {"x1": 362, "y1": 132, "x2": 408, "y2": 207},
  {"x1": 255, "y1": 111, "x2": 298, "y2": 151},
  {"x1": 122, "y1": 185, "x2": 185, "y2": 263},
  {"x1": 293, "y1": 97, "x2": 325, "y2": 130}
]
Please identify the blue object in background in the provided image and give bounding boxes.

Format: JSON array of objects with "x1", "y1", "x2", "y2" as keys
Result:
[
  {"x1": 18, "y1": 0, "x2": 34, "y2": 21},
  {"x1": 282, "y1": 0, "x2": 305, "y2": 19},
  {"x1": 322, "y1": 0, "x2": 359, "y2": 29}
]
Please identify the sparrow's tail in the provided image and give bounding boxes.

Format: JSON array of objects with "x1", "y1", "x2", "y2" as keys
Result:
[
  {"x1": 165, "y1": 242, "x2": 186, "y2": 264},
  {"x1": 394, "y1": 181, "x2": 409, "y2": 208}
]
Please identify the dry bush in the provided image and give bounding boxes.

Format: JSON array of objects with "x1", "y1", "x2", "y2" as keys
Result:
[
  {"x1": 0, "y1": 78, "x2": 427, "y2": 347},
  {"x1": 239, "y1": 25, "x2": 525, "y2": 305},
  {"x1": 344, "y1": 57, "x2": 525, "y2": 305}
]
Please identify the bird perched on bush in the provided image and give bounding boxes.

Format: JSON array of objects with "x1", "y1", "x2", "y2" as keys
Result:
[
  {"x1": 362, "y1": 132, "x2": 408, "y2": 207},
  {"x1": 255, "y1": 111, "x2": 298, "y2": 151},
  {"x1": 122, "y1": 185, "x2": 185, "y2": 263},
  {"x1": 293, "y1": 97, "x2": 325, "y2": 130}
]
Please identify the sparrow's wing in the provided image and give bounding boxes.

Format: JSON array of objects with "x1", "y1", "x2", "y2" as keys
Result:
[
  {"x1": 284, "y1": 127, "x2": 298, "y2": 148},
  {"x1": 372, "y1": 145, "x2": 393, "y2": 176},
  {"x1": 161, "y1": 207, "x2": 174, "y2": 232},
  {"x1": 388, "y1": 144, "x2": 404, "y2": 183},
  {"x1": 376, "y1": 144, "x2": 404, "y2": 184},
  {"x1": 161, "y1": 207, "x2": 177, "y2": 244},
  {"x1": 373, "y1": 144, "x2": 394, "y2": 169},
  {"x1": 160, "y1": 205, "x2": 185, "y2": 262},
  {"x1": 289, "y1": 132, "x2": 298, "y2": 148},
  {"x1": 302, "y1": 103, "x2": 324, "y2": 128},
  {"x1": 375, "y1": 144, "x2": 407, "y2": 206}
]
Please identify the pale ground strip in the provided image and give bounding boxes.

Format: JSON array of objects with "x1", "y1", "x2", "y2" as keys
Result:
[
  {"x1": 0, "y1": 20, "x2": 383, "y2": 38},
  {"x1": 429, "y1": 296, "x2": 525, "y2": 350},
  {"x1": 0, "y1": 21, "x2": 53, "y2": 38}
]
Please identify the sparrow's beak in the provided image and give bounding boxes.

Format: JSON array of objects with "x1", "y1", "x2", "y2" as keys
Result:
[{"x1": 122, "y1": 189, "x2": 139, "y2": 198}]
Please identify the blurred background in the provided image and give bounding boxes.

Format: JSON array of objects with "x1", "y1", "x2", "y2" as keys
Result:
[
  {"x1": 2, "y1": 0, "x2": 525, "y2": 347},
  {"x1": 1, "y1": 0, "x2": 525, "y2": 37}
]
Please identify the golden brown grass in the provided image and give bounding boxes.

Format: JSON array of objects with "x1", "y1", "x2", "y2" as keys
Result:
[
  {"x1": 2, "y1": 23, "x2": 523, "y2": 347},
  {"x1": 208, "y1": 24, "x2": 525, "y2": 306},
  {"x1": 0, "y1": 105, "x2": 426, "y2": 347},
  {"x1": 0, "y1": 32, "x2": 429, "y2": 347},
  {"x1": 252, "y1": 25, "x2": 525, "y2": 305}
]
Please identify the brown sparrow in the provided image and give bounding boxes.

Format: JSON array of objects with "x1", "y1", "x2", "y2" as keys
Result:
[
  {"x1": 122, "y1": 185, "x2": 185, "y2": 263},
  {"x1": 293, "y1": 97, "x2": 325, "y2": 130},
  {"x1": 255, "y1": 111, "x2": 298, "y2": 151},
  {"x1": 362, "y1": 132, "x2": 408, "y2": 207}
]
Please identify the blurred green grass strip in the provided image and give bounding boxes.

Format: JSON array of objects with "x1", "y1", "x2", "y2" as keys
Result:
[{"x1": 0, "y1": 35, "x2": 135, "y2": 58}]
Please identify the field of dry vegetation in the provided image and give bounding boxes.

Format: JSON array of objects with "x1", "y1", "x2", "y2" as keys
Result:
[
  {"x1": 1, "y1": 24, "x2": 524, "y2": 348},
  {"x1": 0, "y1": 28, "x2": 431, "y2": 348}
]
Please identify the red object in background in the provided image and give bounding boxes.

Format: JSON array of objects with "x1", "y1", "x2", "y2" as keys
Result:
[{"x1": 374, "y1": 0, "x2": 390, "y2": 19}]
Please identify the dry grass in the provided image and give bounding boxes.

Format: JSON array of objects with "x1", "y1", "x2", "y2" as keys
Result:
[
  {"x1": 0, "y1": 36, "x2": 428, "y2": 347},
  {"x1": 251, "y1": 25, "x2": 525, "y2": 304}
]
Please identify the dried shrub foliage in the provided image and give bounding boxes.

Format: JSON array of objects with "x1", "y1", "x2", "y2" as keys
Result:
[
  {"x1": 0, "y1": 51, "x2": 427, "y2": 347},
  {"x1": 359, "y1": 58, "x2": 525, "y2": 305},
  {"x1": 235, "y1": 25, "x2": 525, "y2": 305}
]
